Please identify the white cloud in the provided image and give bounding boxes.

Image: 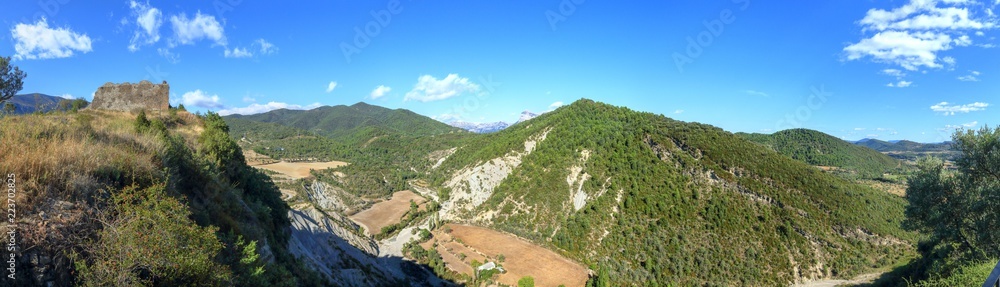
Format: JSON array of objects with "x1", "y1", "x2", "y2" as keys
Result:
[
  {"x1": 845, "y1": 30, "x2": 954, "y2": 70},
  {"x1": 218, "y1": 102, "x2": 322, "y2": 116},
  {"x1": 930, "y1": 101, "x2": 989, "y2": 115},
  {"x1": 224, "y1": 47, "x2": 252, "y2": 58},
  {"x1": 157, "y1": 47, "x2": 179, "y2": 63},
  {"x1": 370, "y1": 85, "x2": 391, "y2": 99},
  {"x1": 958, "y1": 70, "x2": 981, "y2": 81},
  {"x1": 169, "y1": 12, "x2": 225, "y2": 47},
  {"x1": 242, "y1": 95, "x2": 256, "y2": 103},
  {"x1": 256, "y1": 39, "x2": 276, "y2": 54},
  {"x1": 674, "y1": 109, "x2": 685, "y2": 114},
  {"x1": 326, "y1": 81, "x2": 338, "y2": 93},
  {"x1": 943, "y1": 121, "x2": 980, "y2": 130},
  {"x1": 127, "y1": 1, "x2": 162, "y2": 51},
  {"x1": 846, "y1": 0, "x2": 997, "y2": 70},
  {"x1": 744, "y1": 90, "x2": 769, "y2": 97},
  {"x1": 549, "y1": 101, "x2": 565, "y2": 110},
  {"x1": 11, "y1": 18, "x2": 92, "y2": 60},
  {"x1": 887, "y1": 80, "x2": 913, "y2": 87},
  {"x1": 882, "y1": 68, "x2": 906, "y2": 78},
  {"x1": 223, "y1": 39, "x2": 277, "y2": 59},
  {"x1": 861, "y1": 3, "x2": 993, "y2": 31},
  {"x1": 181, "y1": 89, "x2": 224, "y2": 109},
  {"x1": 855, "y1": 127, "x2": 867, "y2": 131},
  {"x1": 404, "y1": 74, "x2": 480, "y2": 102},
  {"x1": 57, "y1": 94, "x2": 75, "y2": 99}
]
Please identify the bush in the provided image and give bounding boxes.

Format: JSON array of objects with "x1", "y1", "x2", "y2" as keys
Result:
[
  {"x1": 518, "y1": 276, "x2": 535, "y2": 287},
  {"x1": 73, "y1": 185, "x2": 231, "y2": 286}
]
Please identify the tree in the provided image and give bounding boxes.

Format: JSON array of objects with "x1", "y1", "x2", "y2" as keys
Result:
[
  {"x1": 518, "y1": 276, "x2": 535, "y2": 287},
  {"x1": 0, "y1": 56, "x2": 26, "y2": 104},
  {"x1": 2, "y1": 103, "x2": 13, "y2": 115},
  {"x1": 904, "y1": 126, "x2": 1000, "y2": 268}
]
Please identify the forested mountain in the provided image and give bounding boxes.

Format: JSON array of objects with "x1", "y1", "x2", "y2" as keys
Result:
[
  {"x1": 427, "y1": 99, "x2": 916, "y2": 285},
  {"x1": 738, "y1": 129, "x2": 908, "y2": 178},
  {"x1": 224, "y1": 102, "x2": 464, "y2": 145}
]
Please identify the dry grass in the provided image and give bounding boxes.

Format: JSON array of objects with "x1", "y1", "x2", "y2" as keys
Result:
[
  {"x1": 0, "y1": 110, "x2": 187, "y2": 252},
  {"x1": 252, "y1": 160, "x2": 349, "y2": 179},
  {"x1": 349, "y1": 190, "x2": 427, "y2": 235},
  {"x1": 432, "y1": 224, "x2": 590, "y2": 287}
]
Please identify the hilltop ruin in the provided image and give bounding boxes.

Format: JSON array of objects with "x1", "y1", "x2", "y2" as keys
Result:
[{"x1": 87, "y1": 80, "x2": 169, "y2": 111}]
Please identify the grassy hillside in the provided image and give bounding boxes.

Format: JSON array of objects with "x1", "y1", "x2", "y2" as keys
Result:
[
  {"x1": 0, "y1": 109, "x2": 327, "y2": 286},
  {"x1": 431, "y1": 99, "x2": 917, "y2": 285},
  {"x1": 738, "y1": 129, "x2": 908, "y2": 179}
]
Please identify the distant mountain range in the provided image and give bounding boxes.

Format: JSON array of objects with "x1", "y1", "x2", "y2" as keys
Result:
[
  {"x1": 447, "y1": 110, "x2": 540, "y2": 133},
  {"x1": 3, "y1": 93, "x2": 87, "y2": 114}
]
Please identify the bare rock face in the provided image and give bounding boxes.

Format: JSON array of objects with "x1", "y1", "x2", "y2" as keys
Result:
[{"x1": 87, "y1": 80, "x2": 169, "y2": 111}]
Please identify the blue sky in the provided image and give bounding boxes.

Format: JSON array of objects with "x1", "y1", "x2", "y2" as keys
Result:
[{"x1": 2, "y1": 0, "x2": 998, "y2": 142}]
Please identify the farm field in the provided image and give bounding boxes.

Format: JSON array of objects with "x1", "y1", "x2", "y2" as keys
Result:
[
  {"x1": 252, "y1": 160, "x2": 348, "y2": 179},
  {"x1": 432, "y1": 224, "x2": 589, "y2": 287},
  {"x1": 350, "y1": 190, "x2": 427, "y2": 235}
]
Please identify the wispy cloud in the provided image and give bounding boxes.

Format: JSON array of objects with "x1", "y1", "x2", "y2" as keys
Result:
[
  {"x1": 886, "y1": 80, "x2": 913, "y2": 87},
  {"x1": 11, "y1": 18, "x2": 92, "y2": 60},
  {"x1": 930, "y1": 101, "x2": 989, "y2": 115},
  {"x1": 224, "y1": 47, "x2": 252, "y2": 58},
  {"x1": 548, "y1": 101, "x2": 565, "y2": 110},
  {"x1": 957, "y1": 70, "x2": 981, "y2": 81},
  {"x1": 404, "y1": 74, "x2": 480, "y2": 102},
  {"x1": 744, "y1": 90, "x2": 769, "y2": 97},
  {"x1": 674, "y1": 109, "x2": 684, "y2": 114}
]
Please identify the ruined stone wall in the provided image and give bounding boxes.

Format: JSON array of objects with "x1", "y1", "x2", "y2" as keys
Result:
[{"x1": 87, "y1": 80, "x2": 169, "y2": 111}]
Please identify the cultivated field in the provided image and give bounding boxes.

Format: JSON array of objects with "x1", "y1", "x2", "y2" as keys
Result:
[
  {"x1": 433, "y1": 224, "x2": 589, "y2": 287},
  {"x1": 252, "y1": 160, "x2": 348, "y2": 179},
  {"x1": 349, "y1": 190, "x2": 427, "y2": 235}
]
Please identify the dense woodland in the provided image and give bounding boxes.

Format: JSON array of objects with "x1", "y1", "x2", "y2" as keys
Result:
[
  {"x1": 738, "y1": 129, "x2": 910, "y2": 179},
  {"x1": 423, "y1": 100, "x2": 918, "y2": 285}
]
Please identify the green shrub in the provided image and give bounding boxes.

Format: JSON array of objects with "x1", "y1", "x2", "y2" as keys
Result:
[{"x1": 73, "y1": 184, "x2": 231, "y2": 286}]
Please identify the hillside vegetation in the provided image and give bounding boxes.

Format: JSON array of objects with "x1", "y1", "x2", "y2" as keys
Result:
[
  {"x1": 0, "y1": 109, "x2": 326, "y2": 286},
  {"x1": 226, "y1": 103, "x2": 470, "y2": 202},
  {"x1": 738, "y1": 129, "x2": 908, "y2": 179},
  {"x1": 430, "y1": 99, "x2": 917, "y2": 285}
]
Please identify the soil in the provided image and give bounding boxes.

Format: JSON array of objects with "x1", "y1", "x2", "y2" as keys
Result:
[
  {"x1": 434, "y1": 224, "x2": 589, "y2": 287},
  {"x1": 349, "y1": 190, "x2": 427, "y2": 235}
]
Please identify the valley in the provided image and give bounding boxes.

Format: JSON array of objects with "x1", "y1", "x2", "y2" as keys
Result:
[{"x1": 225, "y1": 99, "x2": 924, "y2": 286}]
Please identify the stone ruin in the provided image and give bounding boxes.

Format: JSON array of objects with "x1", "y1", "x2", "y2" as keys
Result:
[{"x1": 87, "y1": 80, "x2": 169, "y2": 111}]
